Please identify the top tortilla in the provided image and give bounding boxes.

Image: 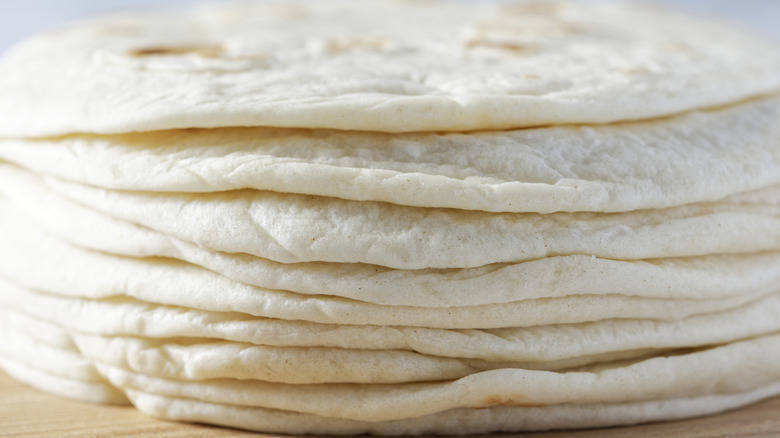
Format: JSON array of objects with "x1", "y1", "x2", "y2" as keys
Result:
[{"x1": 0, "y1": 0, "x2": 778, "y2": 137}]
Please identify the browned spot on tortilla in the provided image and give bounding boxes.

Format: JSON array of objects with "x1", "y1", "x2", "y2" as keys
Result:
[
  {"x1": 481, "y1": 395, "x2": 509, "y2": 406},
  {"x1": 465, "y1": 40, "x2": 529, "y2": 53},
  {"x1": 325, "y1": 38, "x2": 391, "y2": 53},
  {"x1": 479, "y1": 394, "x2": 548, "y2": 408},
  {"x1": 128, "y1": 45, "x2": 224, "y2": 58}
]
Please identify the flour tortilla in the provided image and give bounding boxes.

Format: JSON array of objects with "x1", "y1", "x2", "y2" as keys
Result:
[
  {"x1": 72, "y1": 333, "x2": 663, "y2": 384},
  {"x1": 92, "y1": 333, "x2": 780, "y2": 422},
  {"x1": 10, "y1": 164, "x2": 776, "y2": 268},
  {"x1": 4, "y1": 301, "x2": 779, "y2": 431},
  {"x1": 1, "y1": 0, "x2": 779, "y2": 432},
  {"x1": 1, "y1": 2, "x2": 779, "y2": 138},
  {"x1": 0, "y1": 353, "x2": 127, "y2": 404},
  {"x1": 2, "y1": 95, "x2": 780, "y2": 214},
  {"x1": 0, "y1": 309, "x2": 102, "y2": 382},
  {"x1": 2, "y1": 252, "x2": 764, "y2": 330},
  {"x1": 0, "y1": 309, "x2": 127, "y2": 404},
  {"x1": 5, "y1": 188, "x2": 780, "y2": 307},
  {"x1": 125, "y1": 382, "x2": 780, "y2": 435},
  {"x1": 0, "y1": 306, "x2": 75, "y2": 350},
  {"x1": 5, "y1": 283, "x2": 780, "y2": 364},
  {"x1": 0, "y1": 218, "x2": 774, "y2": 329}
]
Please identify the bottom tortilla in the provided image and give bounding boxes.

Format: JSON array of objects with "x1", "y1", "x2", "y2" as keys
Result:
[{"x1": 126, "y1": 383, "x2": 780, "y2": 436}]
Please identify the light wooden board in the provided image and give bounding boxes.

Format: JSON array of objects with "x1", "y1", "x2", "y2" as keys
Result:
[{"x1": 1, "y1": 370, "x2": 778, "y2": 437}]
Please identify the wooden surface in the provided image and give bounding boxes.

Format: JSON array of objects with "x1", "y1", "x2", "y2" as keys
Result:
[{"x1": 1, "y1": 370, "x2": 778, "y2": 437}]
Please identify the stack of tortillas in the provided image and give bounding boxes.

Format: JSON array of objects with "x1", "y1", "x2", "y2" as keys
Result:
[{"x1": 1, "y1": 0, "x2": 779, "y2": 434}]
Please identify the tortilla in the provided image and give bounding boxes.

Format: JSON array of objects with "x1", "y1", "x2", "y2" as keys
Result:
[
  {"x1": 3, "y1": 163, "x2": 776, "y2": 268},
  {"x1": 124, "y1": 382, "x2": 780, "y2": 435},
  {"x1": 1, "y1": 2, "x2": 778, "y2": 138},
  {"x1": 4, "y1": 283, "x2": 780, "y2": 364},
  {"x1": 73, "y1": 333, "x2": 666, "y2": 383},
  {"x1": 0, "y1": 226, "x2": 773, "y2": 329},
  {"x1": 4, "y1": 183, "x2": 780, "y2": 308},
  {"x1": 0, "y1": 0, "x2": 778, "y2": 434},
  {"x1": 93, "y1": 333, "x2": 780, "y2": 421},
  {"x1": 1, "y1": 95, "x2": 779, "y2": 214}
]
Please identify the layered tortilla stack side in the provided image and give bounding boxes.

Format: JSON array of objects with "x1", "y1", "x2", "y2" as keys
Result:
[{"x1": 0, "y1": 1, "x2": 779, "y2": 434}]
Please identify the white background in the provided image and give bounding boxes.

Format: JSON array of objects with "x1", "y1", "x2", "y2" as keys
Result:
[{"x1": 0, "y1": 0, "x2": 778, "y2": 52}]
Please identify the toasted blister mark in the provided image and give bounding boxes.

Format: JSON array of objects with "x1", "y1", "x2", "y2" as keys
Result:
[
  {"x1": 308, "y1": 37, "x2": 395, "y2": 55},
  {"x1": 464, "y1": 39, "x2": 530, "y2": 53},
  {"x1": 462, "y1": 17, "x2": 579, "y2": 54},
  {"x1": 478, "y1": 394, "x2": 546, "y2": 408},
  {"x1": 104, "y1": 44, "x2": 269, "y2": 73},
  {"x1": 128, "y1": 45, "x2": 225, "y2": 58}
]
